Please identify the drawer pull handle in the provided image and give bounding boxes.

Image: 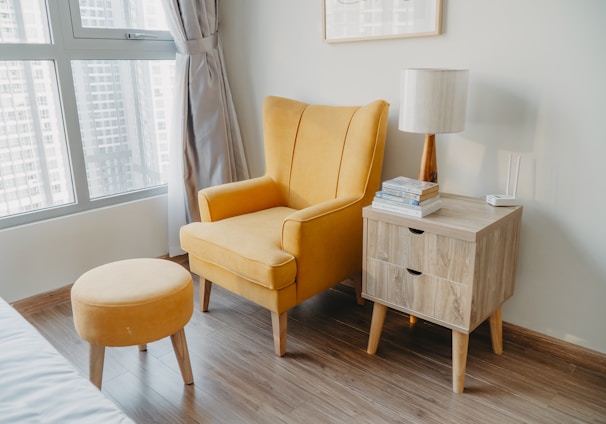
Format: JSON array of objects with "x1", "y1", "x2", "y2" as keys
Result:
[
  {"x1": 406, "y1": 268, "x2": 422, "y2": 276},
  {"x1": 409, "y1": 228, "x2": 424, "y2": 235}
]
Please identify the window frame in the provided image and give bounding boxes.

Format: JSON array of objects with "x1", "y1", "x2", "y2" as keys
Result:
[
  {"x1": 0, "y1": 0, "x2": 176, "y2": 230},
  {"x1": 67, "y1": 0, "x2": 173, "y2": 41}
]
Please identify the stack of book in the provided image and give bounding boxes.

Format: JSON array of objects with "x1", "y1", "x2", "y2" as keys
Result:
[{"x1": 372, "y1": 176, "x2": 441, "y2": 217}]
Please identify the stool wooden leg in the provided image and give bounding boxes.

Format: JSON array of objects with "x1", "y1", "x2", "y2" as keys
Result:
[
  {"x1": 89, "y1": 343, "x2": 105, "y2": 390},
  {"x1": 200, "y1": 278, "x2": 212, "y2": 312},
  {"x1": 170, "y1": 328, "x2": 194, "y2": 385},
  {"x1": 271, "y1": 311, "x2": 287, "y2": 357},
  {"x1": 138, "y1": 344, "x2": 147, "y2": 351}
]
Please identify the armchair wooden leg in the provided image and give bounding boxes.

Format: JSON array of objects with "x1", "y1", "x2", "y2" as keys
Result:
[
  {"x1": 170, "y1": 328, "x2": 194, "y2": 385},
  {"x1": 89, "y1": 343, "x2": 105, "y2": 390},
  {"x1": 341, "y1": 273, "x2": 365, "y2": 305},
  {"x1": 200, "y1": 278, "x2": 212, "y2": 312},
  {"x1": 351, "y1": 273, "x2": 365, "y2": 306},
  {"x1": 271, "y1": 311, "x2": 287, "y2": 356}
]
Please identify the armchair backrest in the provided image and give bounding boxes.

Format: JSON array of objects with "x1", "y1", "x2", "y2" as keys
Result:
[{"x1": 262, "y1": 96, "x2": 390, "y2": 209}]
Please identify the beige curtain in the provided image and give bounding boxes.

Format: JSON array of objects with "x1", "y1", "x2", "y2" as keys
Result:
[{"x1": 162, "y1": 0, "x2": 249, "y2": 256}]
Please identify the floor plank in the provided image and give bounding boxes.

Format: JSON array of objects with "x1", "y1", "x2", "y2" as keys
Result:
[{"x1": 22, "y1": 277, "x2": 606, "y2": 424}]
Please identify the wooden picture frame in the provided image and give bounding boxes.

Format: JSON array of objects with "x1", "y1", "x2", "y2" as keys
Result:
[{"x1": 323, "y1": 0, "x2": 443, "y2": 43}]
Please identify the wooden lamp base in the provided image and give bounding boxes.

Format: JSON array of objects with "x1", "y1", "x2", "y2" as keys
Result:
[
  {"x1": 411, "y1": 133, "x2": 438, "y2": 327},
  {"x1": 418, "y1": 133, "x2": 438, "y2": 183}
]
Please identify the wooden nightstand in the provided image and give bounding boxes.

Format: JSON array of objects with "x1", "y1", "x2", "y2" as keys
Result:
[{"x1": 362, "y1": 193, "x2": 522, "y2": 393}]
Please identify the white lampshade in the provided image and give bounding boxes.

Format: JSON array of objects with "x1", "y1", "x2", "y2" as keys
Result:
[{"x1": 399, "y1": 68, "x2": 469, "y2": 134}]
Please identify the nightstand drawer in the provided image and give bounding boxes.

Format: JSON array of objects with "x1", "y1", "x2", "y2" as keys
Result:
[
  {"x1": 365, "y1": 219, "x2": 475, "y2": 283},
  {"x1": 365, "y1": 219, "x2": 427, "y2": 270},
  {"x1": 365, "y1": 259, "x2": 469, "y2": 328}
]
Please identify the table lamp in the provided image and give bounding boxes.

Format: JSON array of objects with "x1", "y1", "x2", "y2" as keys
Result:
[{"x1": 399, "y1": 68, "x2": 469, "y2": 183}]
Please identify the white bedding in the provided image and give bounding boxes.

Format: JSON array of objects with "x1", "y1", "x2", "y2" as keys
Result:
[{"x1": 0, "y1": 297, "x2": 134, "y2": 423}]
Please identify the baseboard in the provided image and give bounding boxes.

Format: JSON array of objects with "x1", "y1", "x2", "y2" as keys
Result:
[
  {"x1": 502, "y1": 321, "x2": 606, "y2": 375},
  {"x1": 11, "y1": 257, "x2": 606, "y2": 375},
  {"x1": 162, "y1": 253, "x2": 189, "y2": 268},
  {"x1": 11, "y1": 254, "x2": 190, "y2": 316},
  {"x1": 11, "y1": 284, "x2": 73, "y2": 315}
]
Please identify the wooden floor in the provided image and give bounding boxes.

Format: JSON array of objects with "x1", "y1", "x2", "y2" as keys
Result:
[{"x1": 21, "y1": 277, "x2": 606, "y2": 424}]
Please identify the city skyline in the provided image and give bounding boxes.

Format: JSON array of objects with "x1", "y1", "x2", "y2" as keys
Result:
[{"x1": 0, "y1": 0, "x2": 174, "y2": 219}]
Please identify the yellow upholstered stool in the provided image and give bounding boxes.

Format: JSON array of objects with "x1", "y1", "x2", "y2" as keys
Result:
[{"x1": 71, "y1": 258, "x2": 194, "y2": 389}]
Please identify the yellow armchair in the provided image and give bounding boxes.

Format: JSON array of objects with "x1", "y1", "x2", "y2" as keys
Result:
[{"x1": 180, "y1": 96, "x2": 389, "y2": 355}]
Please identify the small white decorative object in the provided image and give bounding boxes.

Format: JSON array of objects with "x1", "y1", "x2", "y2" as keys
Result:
[{"x1": 486, "y1": 154, "x2": 521, "y2": 206}]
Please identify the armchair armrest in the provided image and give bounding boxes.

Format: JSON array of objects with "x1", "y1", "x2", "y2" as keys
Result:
[
  {"x1": 199, "y1": 176, "x2": 283, "y2": 222},
  {"x1": 282, "y1": 197, "x2": 366, "y2": 302}
]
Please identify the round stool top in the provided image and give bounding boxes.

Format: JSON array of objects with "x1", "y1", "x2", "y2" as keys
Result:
[
  {"x1": 72, "y1": 258, "x2": 192, "y2": 306},
  {"x1": 71, "y1": 258, "x2": 193, "y2": 347}
]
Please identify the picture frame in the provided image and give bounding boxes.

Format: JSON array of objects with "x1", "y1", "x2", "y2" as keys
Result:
[{"x1": 323, "y1": 0, "x2": 443, "y2": 43}]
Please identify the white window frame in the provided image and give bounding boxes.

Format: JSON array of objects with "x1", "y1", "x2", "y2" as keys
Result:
[
  {"x1": 67, "y1": 0, "x2": 173, "y2": 41},
  {"x1": 0, "y1": 1, "x2": 176, "y2": 229}
]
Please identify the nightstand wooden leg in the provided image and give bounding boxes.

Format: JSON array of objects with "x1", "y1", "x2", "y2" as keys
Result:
[
  {"x1": 367, "y1": 303, "x2": 387, "y2": 354},
  {"x1": 409, "y1": 315, "x2": 417, "y2": 324},
  {"x1": 452, "y1": 330, "x2": 469, "y2": 394},
  {"x1": 489, "y1": 306, "x2": 503, "y2": 355}
]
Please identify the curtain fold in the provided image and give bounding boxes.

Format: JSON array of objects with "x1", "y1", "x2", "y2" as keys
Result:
[{"x1": 162, "y1": 0, "x2": 249, "y2": 256}]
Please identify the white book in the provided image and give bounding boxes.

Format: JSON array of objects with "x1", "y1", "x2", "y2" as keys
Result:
[
  {"x1": 382, "y1": 176, "x2": 439, "y2": 196},
  {"x1": 371, "y1": 199, "x2": 442, "y2": 218},
  {"x1": 375, "y1": 191, "x2": 441, "y2": 208}
]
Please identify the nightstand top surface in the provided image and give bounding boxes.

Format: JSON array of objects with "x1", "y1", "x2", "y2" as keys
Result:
[{"x1": 363, "y1": 193, "x2": 522, "y2": 242}]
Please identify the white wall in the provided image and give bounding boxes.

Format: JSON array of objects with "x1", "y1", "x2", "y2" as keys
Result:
[
  {"x1": 0, "y1": 196, "x2": 169, "y2": 302},
  {"x1": 220, "y1": 0, "x2": 606, "y2": 353},
  {"x1": 1, "y1": 0, "x2": 604, "y2": 356}
]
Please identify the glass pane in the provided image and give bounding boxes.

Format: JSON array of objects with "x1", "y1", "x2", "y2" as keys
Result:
[
  {"x1": 78, "y1": 0, "x2": 169, "y2": 31},
  {"x1": 0, "y1": 0, "x2": 51, "y2": 43},
  {"x1": 0, "y1": 61, "x2": 74, "y2": 218},
  {"x1": 71, "y1": 59, "x2": 174, "y2": 199}
]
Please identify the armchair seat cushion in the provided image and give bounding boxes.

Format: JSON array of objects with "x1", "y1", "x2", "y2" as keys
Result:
[{"x1": 180, "y1": 206, "x2": 297, "y2": 290}]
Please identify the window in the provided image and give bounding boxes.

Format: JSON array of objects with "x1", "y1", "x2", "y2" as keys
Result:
[
  {"x1": 0, "y1": 0, "x2": 175, "y2": 228},
  {"x1": 0, "y1": 60, "x2": 73, "y2": 218},
  {"x1": 69, "y1": 0, "x2": 172, "y2": 40},
  {"x1": 0, "y1": 0, "x2": 50, "y2": 44},
  {"x1": 72, "y1": 59, "x2": 174, "y2": 199}
]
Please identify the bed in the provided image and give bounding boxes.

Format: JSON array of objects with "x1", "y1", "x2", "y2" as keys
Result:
[{"x1": 0, "y1": 297, "x2": 134, "y2": 423}]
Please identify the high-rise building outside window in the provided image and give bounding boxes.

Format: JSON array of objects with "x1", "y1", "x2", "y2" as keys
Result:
[{"x1": 0, "y1": 0, "x2": 175, "y2": 228}]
